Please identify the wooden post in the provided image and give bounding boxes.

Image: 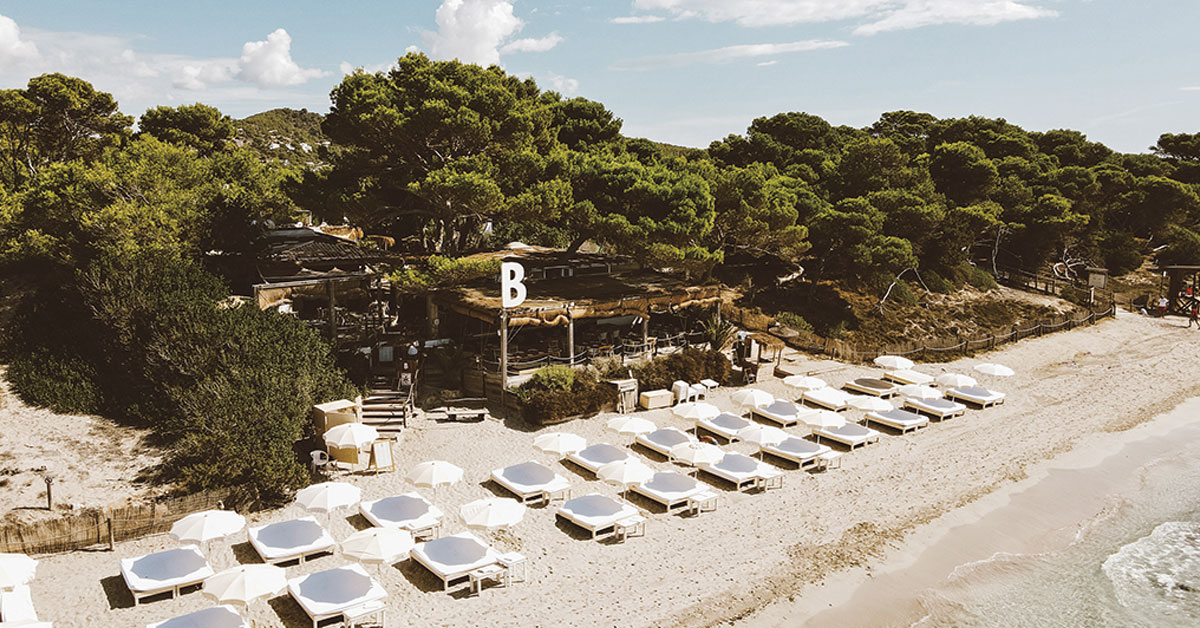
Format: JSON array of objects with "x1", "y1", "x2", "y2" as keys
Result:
[
  {"x1": 108, "y1": 517, "x2": 115, "y2": 551},
  {"x1": 43, "y1": 475, "x2": 53, "y2": 511},
  {"x1": 641, "y1": 315, "x2": 650, "y2": 356},
  {"x1": 326, "y1": 281, "x2": 337, "y2": 339},
  {"x1": 567, "y1": 314, "x2": 575, "y2": 366},
  {"x1": 499, "y1": 310, "x2": 508, "y2": 392}
]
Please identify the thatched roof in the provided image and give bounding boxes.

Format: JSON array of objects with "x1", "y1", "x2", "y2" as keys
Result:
[{"x1": 435, "y1": 271, "x2": 726, "y2": 327}]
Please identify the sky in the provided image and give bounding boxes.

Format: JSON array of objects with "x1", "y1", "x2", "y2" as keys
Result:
[{"x1": 0, "y1": 1, "x2": 1197, "y2": 153}]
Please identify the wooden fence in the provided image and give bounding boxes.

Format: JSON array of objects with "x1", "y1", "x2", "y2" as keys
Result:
[{"x1": 0, "y1": 489, "x2": 233, "y2": 556}]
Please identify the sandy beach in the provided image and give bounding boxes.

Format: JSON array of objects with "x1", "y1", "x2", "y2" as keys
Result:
[{"x1": 18, "y1": 310, "x2": 1200, "y2": 628}]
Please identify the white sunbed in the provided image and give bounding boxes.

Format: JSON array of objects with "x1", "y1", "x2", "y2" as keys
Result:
[
  {"x1": 359, "y1": 493, "x2": 444, "y2": 539},
  {"x1": 696, "y1": 412, "x2": 752, "y2": 442},
  {"x1": 751, "y1": 400, "x2": 804, "y2": 427},
  {"x1": 288, "y1": 564, "x2": 387, "y2": 628},
  {"x1": 759, "y1": 436, "x2": 831, "y2": 469},
  {"x1": 411, "y1": 532, "x2": 501, "y2": 591},
  {"x1": 565, "y1": 443, "x2": 631, "y2": 475},
  {"x1": 120, "y1": 545, "x2": 214, "y2": 606},
  {"x1": 864, "y1": 408, "x2": 929, "y2": 433},
  {"x1": 903, "y1": 397, "x2": 968, "y2": 420},
  {"x1": 247, "y1": 517, "x2": 336, "y2": 566},
  {"x1": 1, "y1": 584, "x2": 39, "y2": 624},
  {"x1": 812, "y1": 423, "x2": 881, "y2": 450},
  {"x1": 700, "y1": 453, "x2": 783, "y2": 492},
  {"x1": 801, "y1": 387, "x2": 852, "y2": 411},
  {"x1": 884, "y1": 369, "x2": 934, "y2": 386},
  {"x1": 148, "y1": 605, "x2": 247, "y2": 628},
  {"x1": 631, "y1": 472, "x2": 706, "y2": 513},
  {"x1": 490, "y1": 461, "x2": 571, "y2": 504},
  {"x1": 634, "y1": 427, "x2": 697, "y2": 457},
  {"x1": 556, "y1": 494, "x2": 640, "y2": 540},
  {"x1": 842, "y1": 377, "x2": 899, "y2": 398},
  {"x1": 945, "y1": 386, "x2": 1006, "y2": 408}
]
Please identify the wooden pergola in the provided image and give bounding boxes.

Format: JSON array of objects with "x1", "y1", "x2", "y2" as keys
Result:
[{"x1": 433, "y1": 271, "x2": 726, "y2": 388}]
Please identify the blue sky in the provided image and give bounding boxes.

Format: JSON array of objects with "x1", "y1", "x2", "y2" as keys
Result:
[{"x1": 1, "y1": 1, "x2": 1196, "y2": 153}]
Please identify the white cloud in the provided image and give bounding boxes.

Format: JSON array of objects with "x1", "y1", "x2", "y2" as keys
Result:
[
  {"x1": 424, "y1": 0, "x2": 562, "y2": 65},
  {"x1": 546, "y1": 72, "x2": 579, "y2": 94},
  {"x1": 614, "y1": 40, "x2": 848, "y2": 71},
  {"x1": 630, "y1": 0, "x2": 1057, "y2": 33},
  {"x1": 500, "y1": 32, "x2": 563, "y2": 54},
  {"x1": 0, "y1": 14, "x2": 38, "y2": 63},
  {"x1": 237, "y1": 29, "x2": 328, "y2": 87},
  {"x1": 339, "y1": 60, "x2": 396, "y2": 76},
  {"x1": 611, "y1": 15, "x2": 666, "y2": 24},
  {"x1": 756, "y1": 60, "x2": 778, "y2": 66},
  {"x1": 173, "y1": 61, "x2": 235, "y2": 90},
  {"x1": 1182, "y1": 86, "x2": 1200, "y2": 92}
]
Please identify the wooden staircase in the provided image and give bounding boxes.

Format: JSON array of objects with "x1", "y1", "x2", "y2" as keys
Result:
[{"x1": 360, "y1": 369, "x2": 416, "y2": 437}]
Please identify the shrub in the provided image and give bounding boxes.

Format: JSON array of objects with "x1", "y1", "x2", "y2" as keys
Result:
[
  {"x1": 6, "y1": 348, "x2": 102, "y2": 414},
  {"x1": 966, "y1": 266, "x2": 998, "y2": 291},
  {"x1": 526, "y1": 365, "x2": 575, "y2": 392},
  {"x1": 775, "y1": 312, "x2": 814, "y2": 333},
  {"x1": 703, "y1": 311, "x2": 735, "y2": 352},
  {"x1": 923, "y1": 270, "x2": 953, "y2": 294},
  {"x1": 631, "y1": 348, "x2": 731, "y2": 392},
  {"x1": 888, "y1": 280, "x2": 919, "y2": 306}
]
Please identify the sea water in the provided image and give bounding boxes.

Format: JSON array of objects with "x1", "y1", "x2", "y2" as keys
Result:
[{"x1": 912, "y1": 401, "x2": 1200, "y2": 628}]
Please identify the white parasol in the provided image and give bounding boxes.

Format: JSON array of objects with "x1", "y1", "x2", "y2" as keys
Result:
[
  {"x1": 201, "y1": 564, "x2": 286, "y2": 608},
  {"x1": 731, "y1": 389, "x2": 775, "y2": 409},
  {"x1": 295, "y1": 482, "x2": 362, "y2": 514},
  {"x1": 406, "y1": 461, "x2": 464, "y2": 488},
  {"x1": 668, "y1": 442, "x2": 725, "y2": 467},
  {"x1": 974, "y1": 363, "x2": 1015, "y2": 378},
  {"x1": 936, "y1": 373, "x2": 978, "y2": 388},
  {"x1": 873, "y1": 355, "x2": 914, "y2": 370},
  {"x1": 169, "y1": 510, "x2": 246, "y2": 546},
  {"x1": 846, "y1": 395, "x2": 893, "y2": 413},
  {"x1": 340, "y1": 527, "x2": 415, "y2": 565},
  {"x1": 736, "y1": 424, "x2": 788, "y2": 447},
  {"x1": 459, "y1": 498, "x2": 527, "y2": 531},
  {"x1": 533, "y1": 432, "x2": 587, "y2": 458},
  {"x1": 596, "y1": 459, "x2": 655, "y2": 489},
  {"x1": 0, "y1": 553, "x2": 37, "y2": 589},
  {"x1": 800, "y1": 409, "x2": 847, "y2": 430},
  {"x1": 322, "y1": 423, "x2": 379, "y2": 450},
  {"x1": 606, "y1": 416, "x2": 656, "y2": 437},
  {"x1": 898, "y1": 384, "x2": 942, "y2": 400},
  {"x1": 782, "y1": 375, "x2": 828, "y2": 392},
  {"x1": 672, "y1": 402, "x2": 720, "y2": 421}
]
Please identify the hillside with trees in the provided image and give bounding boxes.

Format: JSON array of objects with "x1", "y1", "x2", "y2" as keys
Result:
[{"x1": 3, "y1": 56, "x2": 1200, "y2": 497}]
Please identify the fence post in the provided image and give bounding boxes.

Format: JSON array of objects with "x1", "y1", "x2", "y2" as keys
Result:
[{"x1": 107, "y1": 517, "x2": 115, "y2": 551}]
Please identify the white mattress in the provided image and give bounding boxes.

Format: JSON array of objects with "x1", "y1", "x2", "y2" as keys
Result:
[
  {"x1": 147, "y1": 604, "x2": 247, "y2": 628},
  {"x1": 566, "y1": 443, "x2": 630, "y2": 474},
  {"x1": 814, "y1": 423, "x2": 880, "y2": 446},
  {"x1": 761, "y1": 437, "x2": 831, "y2": 464},
  {"x1": 865, "y1": 408, "x2": 928, "y2": 431},
  {"x1": 802, "y1": 387, "x2": 852, "y2": 410},
  {"x1": 696, "y1": 413, "x2": 751, "y2": 441},
  {"x1": 120, "y1": 545, "x2": 213, "y2": 594},
  {"x1": 359, "y1": 492, "x2": 443, "y2": 531},
  {"x1": 632, "y1": 472, "x2": 704, "y2": 506},
  {"x1": 946, "y1": 386, "x2": 1006, "y2": 405},
  {"x1": 905, "y1": 397, "x2": 967, "y2": 418},
  {"x1": 885, "y1": 369, "x2": 934, "y2": 386},
  {"x1": 247, "y1": 517, "x2": 335, "y2": 563},
  {"x1": 411, "y1": 532, "x2": 500, "y2": 580},
  {"x1": 287, "y1": 564, "x2": 386, "y2": 619},
  {"x1": 557, "y1": 494, "x2": 639, "y2": 533},
  {"x1": 635, "y1": 427, "x2": 696, "y2": 456},
  {"x1": 490, "y1": 462, "x2": 571, "y2": 500},
  {"x1": 752, "y1": 400, "x2": 802, "y2": 427},
  {"x1": 700, "y1": 454, "x2": 770, "y2": 489}
]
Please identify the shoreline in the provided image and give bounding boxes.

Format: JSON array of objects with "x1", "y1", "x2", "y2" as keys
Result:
[
  {"x1": 24, "y1": 311, "x2": 1200, "y2": 627},
  {"x1": 729, "y1": 395, "x2": 1200, "y2": 628}
]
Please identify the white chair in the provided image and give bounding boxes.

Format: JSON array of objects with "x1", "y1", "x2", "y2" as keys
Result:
[
  {"x1": 671, "y1": 380, "x2": 696, "y2": 404},
  {"x1": 310, "y1": 450, "x2": 330, "y2": 475},
  {"x1": 689, "y1": 383, "x2": 707, "y2": 400}
]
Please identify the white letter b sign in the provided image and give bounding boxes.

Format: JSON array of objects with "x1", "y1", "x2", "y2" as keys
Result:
[{"x1": 501, "y1": 262, "x2": 527, "y2": 308}]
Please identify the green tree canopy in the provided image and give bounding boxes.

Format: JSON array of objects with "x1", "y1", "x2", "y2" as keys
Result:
[{"x1": 139, "y1": 103, "x2": 235, "y2": 156}]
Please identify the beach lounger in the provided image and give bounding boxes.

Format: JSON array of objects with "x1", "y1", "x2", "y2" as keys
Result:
[
  {"x1": 247, "y1": 517, "x2": 336, "y2": 566},
  {"x1": 800, "y1": 387, "x2": 852, "y2": 411},
  {"x1": 699, "y1": 453, "x2": 783, "y2": 492},
  {"x1": 359, "y1": 493, "x2": 444, "y2": 539},
  {"x1": 411, "y1": 532, "x2": 501, "y2": 591},
  {"x1": 631, "y1": 472, "x2": 706, "y2": 513},
  {"x1": 812, "y1": 423, "x2": 881, "y2": 450},
  {"x1": 0, "y1": 584, "x2": 38, "y2": 624},
  {"x1": 883, "y1": 369, "x2": 934, "y2": 386},
  {"x1": 288, "y1": 564, "x2": 387, "y2": 628},
  {"x1": 148, "y1": 605, "x2": 247, "y2": 628},
  {"x1": 634, "y1": 427, "x2": 697, "y2": 457},
  {"x1": 842, "y1": 377, "x2": 899, "y2": 398},
  {"x1": 945, "y1": 386, "x2": 1006, "y2": 408},
  {"x1": 565, "y1": 443, "x2": 631, "y2": 475},
  {"x1": 556, "y1": 494, "x2": 641, "y2": 540},
  {"x1": 120, "y1": 545, "x2": 214, "y2": 606},
  {"x1": 490, "y1": 461, "x2": 571, "y2": 505},
  {"x1": 695, "y1": 412, "x2": 752, "y2": 443},
  {"x1": 903, "y1": 397, "x2": 967, "y2": 420},
  {"x1": 759, "y1": 437, "x2": 832, "y2": 469},
  {"x1": 864, "y1": 408, "x2": 929, "y2": 433},
  {"x1": 751, "y1": 400, "x2": 804, "y2": 427}
]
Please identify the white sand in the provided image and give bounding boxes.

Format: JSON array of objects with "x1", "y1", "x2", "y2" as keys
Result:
[
  {"x1": 0, "y1": 367, "x2": 162, "y2": 524},
  {"x1": 22, "y1": 311, "x2": 1200, "y2": 628}
]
